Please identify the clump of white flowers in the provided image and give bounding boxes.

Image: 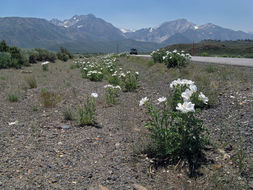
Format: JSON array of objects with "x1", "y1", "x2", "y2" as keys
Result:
[
  {"x1": 170, "y1": 78, "x2": 209, "y2": 112},
  {"x1": 176, "y1": 101, "x2": 195, "y2": 113},
  {"x1": 104, "y1": 84, "x2": 121, "y2": 106},
  {"x1": 91, "y1": 93, "x2": 98, "y2": 98},
  {"x1": 141, "y1": 78, "x2": 209, "y2": 176},
  {"x1": 151, "y1": 49, "x2": 191, "y2": 68}
]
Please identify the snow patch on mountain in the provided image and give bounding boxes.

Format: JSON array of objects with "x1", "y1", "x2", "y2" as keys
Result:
[{"x1": 120, "y1": 28, "x2": 136, "y2": 33}]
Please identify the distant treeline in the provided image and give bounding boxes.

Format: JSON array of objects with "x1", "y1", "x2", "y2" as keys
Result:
[{"x1": 0, "y1": 40, "x2": 73, "y2": 69}]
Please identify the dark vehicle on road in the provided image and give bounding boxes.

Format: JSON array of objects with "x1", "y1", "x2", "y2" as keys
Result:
[{"x1": 130, "y1": 48, "x2": 138, "y2": 55}]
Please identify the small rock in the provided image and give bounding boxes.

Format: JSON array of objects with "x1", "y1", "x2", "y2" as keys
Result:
[
  {"x1": 215, "y1": 164, "x2": 222, "y2": 169},
  {"x1": 61, "y1": 125, "x2": 71, "y2": 130},
  {"x1": 223, "y1": 153, "x2": 230, "y2": 160},
  {"x1": 8, "y1": 121, "x2": 18, "y2": 126},
  {"x1": 133, "y1": 184, "x2": 148, "y2": 190},
  {"x1": 99, "y1": 185, "x2": 109, "y2": 190},
  {"x1": 115, "y1": 143, "x2": 120, "y2": 148}
]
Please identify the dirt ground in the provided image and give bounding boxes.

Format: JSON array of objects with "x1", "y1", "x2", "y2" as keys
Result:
[{"x1": 0, "y1": 56, "x2": 252, "y2": 189}]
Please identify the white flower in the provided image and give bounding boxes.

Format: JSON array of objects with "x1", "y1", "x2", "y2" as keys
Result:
[
  {"x1": 157, "y1": 97, "x2": 167, "y2": 104},
  {"x1": 41, "y1": 61, "x2": 49, "y2": 65},
  {"x1": 119, "y1": 73, "x2": 126, "y2": 77},
  {"x1": 139, "y1": 97, "x2": 149, "y2": 106},
  {"x1": 104, "y1": 84, "x2": 113, "y2": 89},
  {"x1": 173, "y1": 49, "x2": 177, "y2": 53},
  {"x1": 170, "y1": 78, "x2": 182, "y2": 88},
  {"x1": 91, "y1": 93, "x2": 98, "y2": 98},
  {"x1": 199, "y1": 92, "x2": 209, "y2": 104},
  {"x1": 181, "y1": 89, "x2": 194, "y2": 102},
  {"x1": 114, "y1": 85, "x2": 121, "y2": 90},
  {"x1": 189, "y1": 84, "x2": 197, "y2": 93},
  {"x1": 135, "y1": 72, "x2": 139, "y2": 75},
  {"x1": 176, "y1": 102, "x2": 195, "y2": 113},
  {"x1": 163, "y1": 56, "x2": 166, "y2": 60}
]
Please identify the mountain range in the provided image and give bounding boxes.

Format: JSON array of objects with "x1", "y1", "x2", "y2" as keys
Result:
[{"x1": 0, "y1": 14, "x2": 252, "y2": 53}]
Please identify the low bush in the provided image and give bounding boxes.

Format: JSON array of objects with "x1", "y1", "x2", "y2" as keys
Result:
[
  {"x1": 8, "y1": 94, "x2": 18, "y2": 102},
  {"x1": 78, "y1": 93, "x2": 98, "y2": 126},
  {"x1": 140, "y1": 79, "x2": 209, "y2": 176},
  {"x1": 124, "y1": 72, "x2": 138, "y2": 92},
  {"x1": 151, "y1": 49, "x2": 191, "y2": 69},
  {"x1": 151, "y1": 50, "x2": 166, "y2": 63},
  {"x1": 57, "y1": 47, "x2": 73, "y2": 62},
  {"x1": 40, "y1": 90, "x2": 60, "y2": 108},
  {"x1": 24, "y1": 75, "x2": 37, "y2": 89},
  {"x1": 0, "y1": 52, "x2": 12, "y2": 69},
  {"x1": 104, "y1": 85, "x2": 121, "y2": 106},
  {"x1": 63, "y1": 108, "x2": 74, "y2": 121},
  {"x1": 34, "y1": 48, "x2": 56, "y2": 63}
]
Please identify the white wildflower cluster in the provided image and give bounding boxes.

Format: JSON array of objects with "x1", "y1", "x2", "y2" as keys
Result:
[
  {"x1": 87, "y1": 70, "x2": 103, "y2": 76},
  {"x1": 139, "y1": 96, "x2": 167, "y2": 107},
  {"x1": 170, "y1": 78, "x2": 195, "y2": 89},
  {"x1": 104, "y1": 84, "x2": 121, "y2": 90},
  {"x1": 164, "y1": 50, "x2": 191, "y2": 61},
  {"x1": 150, "y1": 49, "x2": 160, "y2": 56},
  {"x1": 170, "y1": 79, "x2": 209, "y2": 113}
]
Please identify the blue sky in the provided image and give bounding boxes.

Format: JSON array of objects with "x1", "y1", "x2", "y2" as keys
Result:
[{"x1": 1, "y1": 0, "x2": 253, "y2": 32}]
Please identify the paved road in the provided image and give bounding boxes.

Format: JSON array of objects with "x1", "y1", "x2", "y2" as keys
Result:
[{"x1": 134, "y1": 55, "x2": 253, "y2": 67}]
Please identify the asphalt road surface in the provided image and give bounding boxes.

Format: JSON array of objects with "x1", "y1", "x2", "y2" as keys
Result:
[{"x1": 134, "y1": 55, "x2": 253, "y2": 67}]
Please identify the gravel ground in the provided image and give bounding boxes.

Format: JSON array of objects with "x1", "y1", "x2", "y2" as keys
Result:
[{"x1": 0, "y1": 57, "x2": 252, "y2": 189}]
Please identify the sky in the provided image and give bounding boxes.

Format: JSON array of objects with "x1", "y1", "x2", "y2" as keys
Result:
[{"x1": 1, "y1": 0, "x2": 253, "y2": 32}]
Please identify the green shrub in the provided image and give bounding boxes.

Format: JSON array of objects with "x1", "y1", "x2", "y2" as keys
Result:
[
  {"x1": 41, "y1": 62, "x2": 49, "y2": 71},
  {"x1": 104, "y1": 85, "x2": 121, "y2": 106},
  {"x1": 201, "y1": 52, "x2": 208, "y2": 56},
  {"x1": 151, "y1": 50, "x2": 166, "y2": 63},
  {"x1": 28, "y1": 52, "x2": 39, "y2": 63},
  {"x1": 164, "y1": 52, "x2": 190, "y2": 69},
  {"x1": 57, "y1": 47, "x2": 73, "y2": 61},
  {"x1": 24, "y1": 75, "x2": 37, "y2": 89},
  {"x1": 78, "y1": 94, "x2": 97, "y2": 126},
  {"x1": 34, "y1": 48, "x2": 56, "y2": 62},
  {"x1": 124, "y1": 73, "x2": 138, "y2": 92},
  {"x1": 87, "y1": 70, "x2": 103, "y2": 81},
  {"x1": 57, "y1": 52, "x2": 69, "y2": 61},
  {"x1": 140, "y1": 80, "x2": 209, "y2": 176},
  {"x1": 0, "y1": 41, "x2": 29, "y2": 69},
  {"x1": 205, "y1": 65, "x2": 218, "y2": 73},
  {"x1": 0, "y1": 52, "x2": 12, "y2": 69},
  {"x1": 0, "y1": 40, "x2": 9, "y2": 52},
  {"x1": 40, "y1": 90, "x2": 60, "y2": 108},
  {"x1": 108, "y1": 74, "x2": 122, "y2": 86},
  {"x1": 63, "y1": 108, "x2": 74, "y2": 121},
  {"x1": 8, "y1": 94, "x2": 18, "y2": 102}
]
